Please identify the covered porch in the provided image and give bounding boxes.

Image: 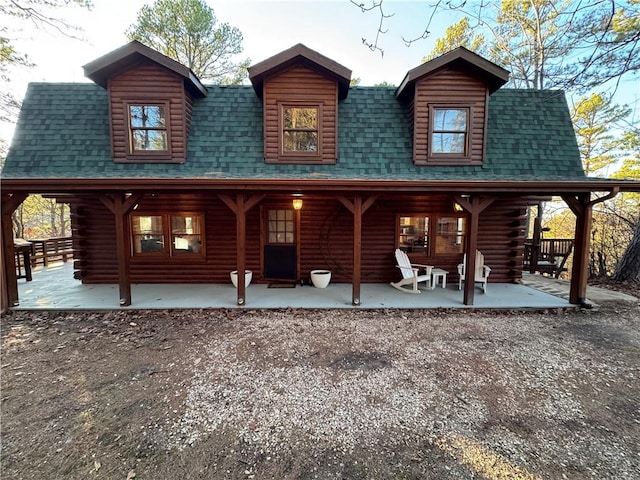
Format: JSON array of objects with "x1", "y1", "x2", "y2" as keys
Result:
[{"x1": 13, "y1": 262, "x2": 575, "y2": 310}]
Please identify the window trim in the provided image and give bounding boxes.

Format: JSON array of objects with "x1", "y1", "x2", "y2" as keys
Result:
[
  {"x1": 130, "y1": 212, "x2": 205, "y2": 260},
  {"x1": 426, "y1": 104, "x2": 474, "y2": 165},
  {"x1": 276, "y1": 102, "x2": 324, "y2": 162},
  {"x1": 123, "y1": 100, "x2": 173, "y2": 163}
]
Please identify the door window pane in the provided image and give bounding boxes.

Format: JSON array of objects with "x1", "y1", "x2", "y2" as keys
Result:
[{"x1": 268, "y1": 209, "x2": 294, "y2": 244}]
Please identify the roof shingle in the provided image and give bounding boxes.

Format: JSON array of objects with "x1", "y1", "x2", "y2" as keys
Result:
[{"x1": 2, "y1": 83, "x2": 583, "y2": 181}]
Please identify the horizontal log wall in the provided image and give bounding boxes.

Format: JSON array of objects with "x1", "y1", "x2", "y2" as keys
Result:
[
  {"x1": 71, "y1": 193, "x2": 528, "y2": 285},
  {"x1": 414, "y1": 66, "x2": 487, "y2": 164},
  {"x1": 263, "y1": 65, "x2": 337, "y2": 163},
  {"x1": 108, "y1": 61, "x2": 190, "y2": 163}
]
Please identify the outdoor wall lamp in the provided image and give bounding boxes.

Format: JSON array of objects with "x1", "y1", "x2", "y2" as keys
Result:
[{"x1": 292, "y1": 198, "x2": 303, "y2": 210}]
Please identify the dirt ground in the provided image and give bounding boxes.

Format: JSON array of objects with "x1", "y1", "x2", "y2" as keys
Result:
[{"x1": 1, "y1": 287, "x2": 639, "y2": 479}]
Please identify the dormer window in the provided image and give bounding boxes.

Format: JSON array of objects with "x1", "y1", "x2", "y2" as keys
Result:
[
  {"x1": 248, "y1": 44, "x2": 351, "y2": 165},
  {"x1": 395, "y1": 47, "x2": 509, "y2": 166},
  {"x1": 431, "y1": 107, "x2": 469, "y2": 155},
  {"x1": 82, "y1": 41, "x2": 207, "y2": 164},
  {"x1": 281, "y1": 105, "x2": 321, "y2": 155},
  {"x1": 128, "y1": 103, "x2": 169, "y2": 153}
]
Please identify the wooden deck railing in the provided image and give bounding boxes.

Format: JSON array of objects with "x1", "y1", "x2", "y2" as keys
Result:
[
  {"x1": 524, "y1": 238, "x2": 574, "y2": 278},
  {"x1": 28, "y1": 236, "x2": 74, "y2": 267}
]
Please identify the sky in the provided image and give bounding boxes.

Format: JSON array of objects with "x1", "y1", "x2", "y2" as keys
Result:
[
  {"x1": 3, "y1": 0, "x2": 638, "y2": 143},
  {"x1": 4, "y1": 0, "x2": 456, "y2": 141},
  {"x1": 8, "y1": 0, "x2": 447, "y2": 87}
]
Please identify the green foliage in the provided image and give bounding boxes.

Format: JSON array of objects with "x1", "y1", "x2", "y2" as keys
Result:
[
  {"x1": 575, "y1": 0, "x2": 640, "y2": 89},
  {"x1": 410, "y1": 0, "x2": 639, "y2": 91},
  {"x1": 127, "y1": 0, "x2": 249, "y2": 84},
  {"x1": 350, "y1": 77, "x2": 361, "y2": 86},
  {"x1": 13, "y1": 195, "x2": 70, "y2": 239},
  {"x1": 373, "y1": 81, "x2": 395, "y2": 87},
  {"x1": 612, "y1": 129, "x2": 640, "y2": 180},
  {"x1": 423, "y1": 17, "x2": 485, "y2": 62},
  {"x1": 490, "y1": 0, "x2": 577, "y2": 89},
  {"x1": 1, "y1": 0, "x2": 92, "y2": 149},
  {"x1": 571, "y1": 93, "x2": 631, "y2": 176}
]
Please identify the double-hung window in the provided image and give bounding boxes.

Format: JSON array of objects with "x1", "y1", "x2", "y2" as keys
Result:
[
  {"x1": 281, "y1": 105, "x2": 321, "y2": 157},
  {"x1": 128, "y1": 103, "x2": 169, "y2": 155},
  {"x1": 429, "y1": 106, "x2": 470, "y2": 159}
]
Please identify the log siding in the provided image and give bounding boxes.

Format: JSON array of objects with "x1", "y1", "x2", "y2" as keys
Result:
[{"x1": 70, "y1": 193, "x2": 529, "y2": 285}]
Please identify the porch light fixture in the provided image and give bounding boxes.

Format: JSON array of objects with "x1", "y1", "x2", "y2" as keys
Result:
[
  {"x1": 453, "y1": 202, "x2": 464, "y2": 212},
  {"x1": 292, "y1": 198, "x2": 303, "y2": 210}
]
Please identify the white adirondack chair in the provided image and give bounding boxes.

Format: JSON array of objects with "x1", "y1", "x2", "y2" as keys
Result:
[
  {"x1": 390, "y1": 248, "x2": 433, "y2": 293},
  {"x1": 457, "y1": 250, "x2": 491, "y2": 293}
]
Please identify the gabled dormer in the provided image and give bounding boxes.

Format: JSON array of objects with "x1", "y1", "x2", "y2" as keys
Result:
[
  {"x1": 396, "y1": 47, "x2": 509, "y2": 166},
  {"x1": 248, "y1": 44, "x2": 351, "y2": 165},
  {"x1": 83, "y1": 40, "x2": 207, "y2": 164}
]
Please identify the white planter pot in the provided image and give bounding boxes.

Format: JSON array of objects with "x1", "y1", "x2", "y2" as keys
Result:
[
  {"x1": 310, "y1": 270, "x2": 331, "y2": 288},
  {"x1": 230, "y1": 270, "x2": 252, "y2": 288}
]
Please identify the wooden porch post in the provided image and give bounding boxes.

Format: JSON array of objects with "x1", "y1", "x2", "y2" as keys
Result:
[
  {"x1": 100, "y1": 193, "x2": 143, "y2": 307},
  {"x1": 339, "y1": 195, "x2": 376, "y2": 306},
  {"x1": 220, "y1": 193, "x2": 264, "y2": 306},
  {"x1": 562, "y1": 189, "x2": 618, "y2": 306},
  {"x1": 529, "y1": 203, "x2": 543, "y2": 274},
  {"x1": 455, "y1": 195, "x2": 495, "y2": 306},
  {"x1": 1, "y1": 193, "x2": 28, "y2": 310}
]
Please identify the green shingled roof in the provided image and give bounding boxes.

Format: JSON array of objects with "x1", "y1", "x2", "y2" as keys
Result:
[{"x1": 2, "y1": 83, "x2": 584, "y2": 181}]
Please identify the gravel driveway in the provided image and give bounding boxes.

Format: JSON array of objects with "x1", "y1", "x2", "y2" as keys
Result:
[{"x1": 2, "y1": 301, "x2": 639, "y2": 479}]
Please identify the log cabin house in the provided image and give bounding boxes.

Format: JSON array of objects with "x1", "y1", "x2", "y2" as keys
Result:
[{"x1": 2, "y1": 41, "x2": 639, "y2": 310}]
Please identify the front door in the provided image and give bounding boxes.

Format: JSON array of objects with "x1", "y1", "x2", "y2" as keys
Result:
[{"x1": 263, "y1": 208, "x2": 297, "y2": 281}]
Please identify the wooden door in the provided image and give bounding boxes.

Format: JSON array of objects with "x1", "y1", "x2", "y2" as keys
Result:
[{"x1": 263, "y1": 208, "x2": 297, "y2": 281}]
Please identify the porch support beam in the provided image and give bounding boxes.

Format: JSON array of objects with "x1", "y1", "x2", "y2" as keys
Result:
[
  {"x1": 562, "y1": 188, "x2": 618, "y2": 306},
  {"x1": 454, "y1": 195, "x2": 495, "y2": 306},
  {"x1": 99, "y1": 193, "x2": 144, "y2": 307},
  {"x1": 338, "y1": 195, "x2": 376, "y2": 306},
  {"x1": 1, "y1": 193, "x2": 29, "y2": 310},
  {"x1": 219, "y1": 194, "x2": 264, "y2": 306}
]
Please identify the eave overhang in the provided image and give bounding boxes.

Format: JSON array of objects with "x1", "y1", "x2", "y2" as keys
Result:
[
  {"x1": 396, "y1": 46, "x2": 510, "y2": 101},
  {"x1": 248, "y1": 43, "x2": 352, "y2": 100},
  {"x1": 2, "y1": 178, "x2": 638, "y2": 196},
  {"x1": 83, "y1": 40, "x2": 207, "y2": 98}
]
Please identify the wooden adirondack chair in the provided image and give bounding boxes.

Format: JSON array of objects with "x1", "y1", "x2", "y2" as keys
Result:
[
  {"x1": 457, "y1": 250, "x2": 491, "y2": 293},
  {"x1": 390, "y1": 248, "x2": 433, "y2": 293}
]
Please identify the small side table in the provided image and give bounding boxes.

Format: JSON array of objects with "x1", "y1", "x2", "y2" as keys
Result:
[{"x1": 431, "y1": 268, "x2": 448, "y2": 289}]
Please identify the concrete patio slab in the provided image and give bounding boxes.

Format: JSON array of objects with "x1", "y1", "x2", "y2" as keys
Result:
[{"x1": 8, "y1": 262, "x2": 586, "y2": 310}]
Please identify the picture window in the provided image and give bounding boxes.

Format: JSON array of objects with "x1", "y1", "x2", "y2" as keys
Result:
[
  {"x1": 132, "y1": 214, "x2": 204, "y2": 257},
  {"x1": 398, "y1": 214, "x2": 466, "y2": 256}
]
